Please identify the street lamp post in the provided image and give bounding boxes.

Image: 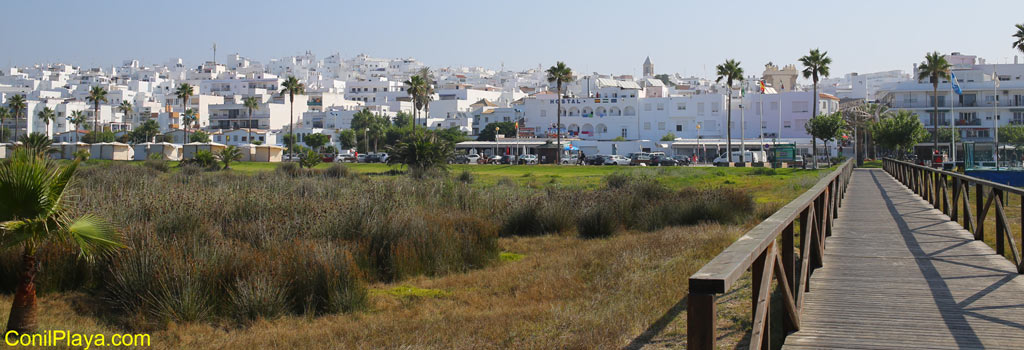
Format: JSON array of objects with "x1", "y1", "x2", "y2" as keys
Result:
[
  {"x1": 494, "y1": 126, "x2": 499, "y2": 163},
  {"x1": 696, "y1": 123, "x2": 702, "y2": 164}
]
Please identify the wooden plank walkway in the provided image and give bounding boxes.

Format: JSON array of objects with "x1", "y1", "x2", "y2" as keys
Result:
[{"x1": 783, "y1": 168, "x2": 1024, "y2": 350}]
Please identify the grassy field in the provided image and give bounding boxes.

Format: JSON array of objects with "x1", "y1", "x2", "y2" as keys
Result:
[
  {"x1": 82, "y1": 160, "x2": 826, "y2": 203},
  {"x1": 0, "y1": 160, "x2": 829, "y2": 349}
]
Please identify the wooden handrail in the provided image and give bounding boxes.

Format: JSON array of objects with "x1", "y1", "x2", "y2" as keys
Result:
[
  {"x1": 883, "y1": 158, "x2": 1024, "y2": 273},
  {"x1": 687, "y1": 159, "x2": 854, "y2": 350}
]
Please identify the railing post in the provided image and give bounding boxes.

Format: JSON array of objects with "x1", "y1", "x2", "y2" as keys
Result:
[
  {"x1": 952, "y1": 176, "x2": 960, "y2": 222},
  {"x1": 977, "y1": 183, "x2": 985, "y2": 241},
  {"x1": 995, "y1": 188, "x2": 1005, "y2": 257},
  {"x1": 687, "y1": 292, "x2": 716, "y2": 350},
  {"x1": 933, "y1": 171, "x2": 941, "y2": 209}
]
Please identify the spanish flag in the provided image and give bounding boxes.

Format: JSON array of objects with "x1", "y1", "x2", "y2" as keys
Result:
[{"x1": 758, "y1": 80, "x2": 766, "y2": 93}]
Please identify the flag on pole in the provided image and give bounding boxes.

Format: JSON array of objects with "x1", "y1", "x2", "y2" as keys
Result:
[
  {"x1": 758, "y1": 80, "x2": 766, "y2": 93},
  {"x1": 993, "y1": 72, "x2": 1000, "y2": 88},
  {"x1": 951, "y1": 72, "x2": 962, "y2": 95}
]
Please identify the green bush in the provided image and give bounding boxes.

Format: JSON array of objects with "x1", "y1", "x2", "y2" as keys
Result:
[
  {"x1": 457, "y1": 170, "x2": 474, "y2": 184},
  {"x1": 324, "y1": 163, "x2": 350, "y2": 178},
  {"x1": 299, "y1": 149, "x2": 322, "y2": 169},
  {"x1": 577, "y1": 204, "x2": 621, "y2": 238}
]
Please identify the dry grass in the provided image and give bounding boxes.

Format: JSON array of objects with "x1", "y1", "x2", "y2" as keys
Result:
[{"x1": 0, "y1": 224, "x2": 752, "y2": 349}]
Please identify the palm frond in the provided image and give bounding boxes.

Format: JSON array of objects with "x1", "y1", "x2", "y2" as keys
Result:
[{"x1": 65, "y1": 215, "x2": 123, "y2": 260}]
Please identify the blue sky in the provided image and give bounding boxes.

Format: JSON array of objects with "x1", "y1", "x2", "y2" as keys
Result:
[{"x1": 2, "y1": 0, "x2": 1023, "y2": 80}]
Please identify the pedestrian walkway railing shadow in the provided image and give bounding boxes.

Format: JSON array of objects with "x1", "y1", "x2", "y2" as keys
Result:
[{"x1": 883, "y1": 159, "x2": 1024, "y2": 273}]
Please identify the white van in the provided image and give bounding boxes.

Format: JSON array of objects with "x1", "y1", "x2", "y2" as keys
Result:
[{"x1": 713, "y1": 151, "x2": 768, "y2": 165}]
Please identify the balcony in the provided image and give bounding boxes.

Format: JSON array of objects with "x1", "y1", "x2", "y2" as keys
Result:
[{"x1": 956, "y1": 119, "x2": 982, "y2": 126}]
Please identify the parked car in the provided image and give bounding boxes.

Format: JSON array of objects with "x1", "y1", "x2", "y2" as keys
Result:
[
  {"x1": 356, "y1": 154, "x2": 368, "y2": 163},
  {"x1": 518, "y1": 154, "x2": 538, "y2": 164},
  {"x1": 603, "y1": 155, "x2": 630, "y2": 166},
  {"x1": 376, "y1": 152, "x2": 389, "y2": 163},
  {"x1": 651, "y1": 155, "x2": 679, "y2": 166},
  {"x1": 672, "y1": 155, "x2": 693, "y2": 166},
  {"x1": 629, "y1": 153, "x2": 653, "y2": 166},
  {"x1": 560, "y1": 155, "x2": 580, "y2": 165},
  {"x1": 465, "y1": 154, "x2": 481, "y2": 164},
  {"x1": 321, "y1": 153, "x2": 336, "y2": 163},
  {"x1": 336, "y1": 154, "x2": 357, "y2": 163},
  {"x1": 585, "y1": 154, "x2": 606, "y2": 165},
  {"x1": 364, "y1": 154, "x2": 381, "y2": 163}
]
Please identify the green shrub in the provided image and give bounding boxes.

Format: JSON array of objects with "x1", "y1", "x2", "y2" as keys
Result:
[
  {"x1": 299, "y1": 149, "x2": 322, "y2": 169},
  {"x1": 276, "y1": 162, "x2": 302, "y2": 177},
  {"x1": 229, "y1": 272, "x2": 288, "y2": 322},
  {"x1": 324, "y1": 163, "x2": 350, "y2": 178},
  {"x1": 457, "y1": 170, "x2": 474, "y2": 184},
  {"x1": 577, "y1": 204, "x2": 621, "y2": 238}
]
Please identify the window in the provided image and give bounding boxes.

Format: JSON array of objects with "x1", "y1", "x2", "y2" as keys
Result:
[
  {"x1": 676, "y1": 124, "x2": 682, "y2": 131},
  {"x1": 771, "y1": 101, "x2": 779, "y2": 111},
  {"x1": 644, "y1": 103, "x2": 652, "y2": 111},
  {"x1": 621, "y1": 128, "x2": 628, "y2": 138},
  {"x1": 1012, "y1": 112, "x2": 1024, "y2": 124},
  {"x1": 792, "y1": 101, "x2": 809, "y2": 113},
  {"x1": 658, "y1": 122, "x2": 665, "y2": 130},
  {"x1": 644, "y1": 122, "x2": 651, "y2": 130},
  {"x1": 657, "y1": 103, "x2": 664, "y2": 111},
  {"x1": 711, "y1": 103, "x2": 720, "y2": 113},
  {"x1": 784, "y1": 121, "x2": 792, "y2": 129},
  {"x1": 677, "y1": 103, "x2": 686, "y2": 110},
  {"x1": 697, "y1": 103, "x2": 705, "y2": 115}
]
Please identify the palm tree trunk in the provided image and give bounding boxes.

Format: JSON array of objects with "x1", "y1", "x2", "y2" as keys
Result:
[
  {"x1": 248, "y1": 109, "x2": 253, "y2": 144},
  {"x1": 94, "y1": 104, "x2": 99, "y2": 135},
  {"x1": 6, "y1": 249, "x2": 38, "y2": 333},
  {"x1": 811, "y1": 83, "x2": 818, "y2": 169},
  {"x1": 289, "y1": 94, "x2": 294, "y2": 158},
  {"x1": 1, "y1": 115, "x2": 5, "y2": 142},
  {"x1": 12, "y1": 111, "x2": 17, "y2": 143},
  {"x1": 726, "y1": 95, "x2": 732, "y2": 165},
  {"x1": 933, "y1": 84, "x2": 939, "y2": 155},
  {"x1": 182, "y1": 100, "x2": 188, "y2": 145},
  {"x1": 556, "y1": 83, "x2": 562, "y2": 165}
]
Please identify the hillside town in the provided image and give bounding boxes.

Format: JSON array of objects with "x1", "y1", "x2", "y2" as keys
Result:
[{"x1": 0, "y1": 50, "x2": 1020, "y2": 163}]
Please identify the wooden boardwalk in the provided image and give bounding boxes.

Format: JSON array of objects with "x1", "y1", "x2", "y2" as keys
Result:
[{"x1": 782, "y1": 168, "x2": 1024, "y2": 349}]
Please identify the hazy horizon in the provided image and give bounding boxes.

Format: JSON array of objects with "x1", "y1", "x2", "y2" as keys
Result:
[{"x1": 3, "y1": 0, "x2": 1024, "y2": 81}]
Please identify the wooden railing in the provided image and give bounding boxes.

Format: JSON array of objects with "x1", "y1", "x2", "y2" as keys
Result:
[
  {"x1": 883, "y1": 158, "x2": 1024, "y2": 273},
  {"x1": 687, "y1": 159, "x2": 854, "y2": 350}
]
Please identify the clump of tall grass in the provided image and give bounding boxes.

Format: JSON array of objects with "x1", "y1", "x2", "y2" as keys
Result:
[
  {"x1": 456, "y1": 170, "x2": 474, "y2": 184},
  {"x1": 324, "y1": 163, "x2": 351, "y2": 178}
]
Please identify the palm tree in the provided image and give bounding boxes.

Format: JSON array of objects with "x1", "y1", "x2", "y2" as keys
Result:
[
  {"x1": 68, "y1": 111, "x2": 87, "y2": 143},
  {"x1": 243, "y1": 96, "x2": 260, "y2": 144},
  {"x1": 216, "y1": 145, "x2": 242, "y2": 170},
  {"x1": 918, "y1": 52, "x2": 952, "y2": 153},
  {"x1": 280, "y1": 76, "x2": 305, "y2": 157},
  {"x1": 36, "y1": 107, "x2": 56, "y2": 138},
  {"x1": 0, "y1": 149, "x2": 122, "y2": 333},
  {"x1": 715, "y1": 60, "x2": 743, "y2": 164},
  {"x1": 175, "y1": 83, "x2": 194, "y2": 143},
  {"x1": 18, "y1": 132, "x2": 55, "y2": 157},
  {"x1": 86, "y1": 86, "x2": 107, "y2": 135},
  {"x1": 1013, "y1": 24, "x2": 1024, "y2": 54},
  {"x1": 546, "y1": 62, "x2": 574, "y2": 164},
  {"x1": 0, "y1": 108, "x2": 10, "y2": 142},
  {"x1": 860, "y1": 103, "x2": 892, "y2": 158},
  {"x1": 404, "y1": 75, "x2": 426, "y2": 128},
  {"x1": 183, "y1": 108, "x2": 197, "y2": 143},
  {"x1": 799, "y1": 49, "x2": 832, "y2": 169},
  {"x1": 8, "y1": 95, "x2": 27, "y2": 143},
  {"x1": 418, "y1": 68, "x2": 435, "y2": 127},
  {"x1": 118, "y1": 100, "x2": 133, "y2": 124}
]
